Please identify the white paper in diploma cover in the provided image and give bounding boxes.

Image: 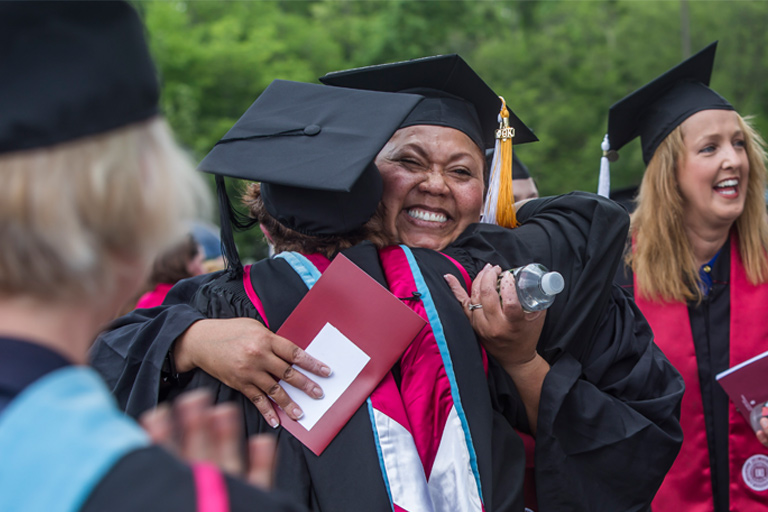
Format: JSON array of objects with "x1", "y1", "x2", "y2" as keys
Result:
[{"x1": 280, "y1": 322, "x2": 371, "y2": 431}]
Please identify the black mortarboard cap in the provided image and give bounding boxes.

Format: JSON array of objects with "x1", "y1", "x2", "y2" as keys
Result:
[
  {"x1": 319, "y1": 55, "x2": 538, "y2": 150},
  {"x1": 0, "y1": 1, "x2": 159, "y2": 155},
  {"x1": 198, "y1": 80, "x2": 423, "y2": 273},
  {"x1": 512, "y1": 153, "x2": 531, "y2": 180},
  {"x1": 607, "y1": 42, "x2": 733, "y2": 164}
]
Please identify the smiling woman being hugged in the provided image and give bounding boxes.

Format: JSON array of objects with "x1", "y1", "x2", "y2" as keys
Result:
[{"x1": 609, "y1": 42, "x2": 768, "y2": 512}]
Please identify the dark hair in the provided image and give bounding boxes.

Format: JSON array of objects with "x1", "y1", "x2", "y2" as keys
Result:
[
  {"x1": 148, "y1": 233, "x2": 200, "y2": 286},
  {"x1": 242, "y1": 183, "x2": 380, "y2": 259}
]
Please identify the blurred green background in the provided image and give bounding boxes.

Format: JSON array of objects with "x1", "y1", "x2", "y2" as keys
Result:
[{"x1": 132, "y1": 0, "x2": 768, "y2": 261}]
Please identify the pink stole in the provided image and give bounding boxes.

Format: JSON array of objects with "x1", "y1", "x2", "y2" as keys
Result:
[
  {"x1": 135, "y1": 282, "x2": 174, "y2": 309},
  {"x1": 371, "y1": 246, "x2": 484, "y2": 511},
  {"x1": 193, "y1": 463, "x2": 229, "y2": 512},
  {"x1": 636, "y1": 234, "x2": 768, "y2": 511}
]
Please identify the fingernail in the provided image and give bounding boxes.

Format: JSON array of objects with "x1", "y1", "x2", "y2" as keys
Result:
[
  {"x1": 483, "y1": 263, "x2": 491, "y2": 269},
  {"x1": 320, "y1": 366, "x2": 332, "y2": 377},
  {"x1": 312, "y1": 386, "x2": 324, "y2": 399},
  {"x1": 443, "y1": 274, "x2": 451, "y2": 281},
  {"x1": 293, "y1": 407, "x2": 304, "y2": 419},
  {"x1": 269, "y1": 417, "x2": 279, "y2": 429}
]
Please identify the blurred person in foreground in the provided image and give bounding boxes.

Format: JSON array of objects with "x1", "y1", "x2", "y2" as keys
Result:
[
  {"x1": 0, "y1": 3, "x2": 304, "y2": 511},
  {"x1": 608, "y1": 42, "x2": 768, "y2": 511},
  {"x1": 93, "y1": 56, "x2": 684, "y2": 511}
]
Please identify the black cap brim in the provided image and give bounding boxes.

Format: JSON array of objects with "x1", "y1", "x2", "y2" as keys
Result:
[{"x1": 320, "y1": 54, "x2": 537, "y2": 149}]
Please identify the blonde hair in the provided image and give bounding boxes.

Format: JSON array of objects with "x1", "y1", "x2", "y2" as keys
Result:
[
  {"x1": 628, "y1": 113, "x2": 768, "y2": 302},
  {"x1": 0, "y1": 117, "x2": 210, "y2": 301}
]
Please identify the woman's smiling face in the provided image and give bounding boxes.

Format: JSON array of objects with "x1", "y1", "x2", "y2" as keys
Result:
[
  {"x1": 374, "y1": 125, "x2": 485, "y2": 251},
  {"x1": 677, "y1": 109, "x2": 750, "y2": 232}
]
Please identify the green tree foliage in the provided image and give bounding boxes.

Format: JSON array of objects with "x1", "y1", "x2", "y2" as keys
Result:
[{"x1": 134, "y1": 0, "x2": 768, "y2": 260}]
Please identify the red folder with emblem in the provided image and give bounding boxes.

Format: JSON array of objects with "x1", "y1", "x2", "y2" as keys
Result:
[{"x1": 274, "y1": 254, "x2": 426, "y2": 455}]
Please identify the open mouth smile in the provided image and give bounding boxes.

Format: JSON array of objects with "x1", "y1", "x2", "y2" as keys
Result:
[{"x1": 714, "y1": 178, "x2": 739, "y2": 197}]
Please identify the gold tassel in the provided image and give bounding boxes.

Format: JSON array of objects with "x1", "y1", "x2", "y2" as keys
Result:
[{"x1": 495, "y1": 97, "x2": 517, "y2": 228}]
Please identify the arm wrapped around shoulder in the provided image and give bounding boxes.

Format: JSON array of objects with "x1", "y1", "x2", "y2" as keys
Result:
[{"x1": 447, "y1": 191, "x2": 632, "y2": 362}]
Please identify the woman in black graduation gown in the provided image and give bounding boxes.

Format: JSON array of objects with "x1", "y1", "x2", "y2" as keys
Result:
[
  {"x1": 0, "y1": 4, "x2": 304, "y2": 512},
  {"x1": 606, "y1": 42, "x2": 768, "y2": 511},
  {"x1": 92, "y1": 59, "x2": 684, "y2": 511}
]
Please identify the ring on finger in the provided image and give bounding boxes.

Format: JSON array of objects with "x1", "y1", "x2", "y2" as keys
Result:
[{"x1": 468, "y1": 303, "x2": 483, "y2": 311}]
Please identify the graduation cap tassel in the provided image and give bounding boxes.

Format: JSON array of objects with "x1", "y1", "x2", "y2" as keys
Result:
[
  {"x1": 482, "y1": 97, "x2": 517, "y2": 228},
  {"x1": 215, "y1": 175, "x2": 244, "y2": 278},
  {"x1": 597, "y1": 134, "x2": 611, "y2": 198}
]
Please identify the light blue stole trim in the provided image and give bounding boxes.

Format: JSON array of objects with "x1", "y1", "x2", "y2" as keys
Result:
[
  {"x1": 274, "y1": 251, "x2": 322, "y2": 288},
  {"x1": 367, "y1": 399, "x2": 395, "y2": 510},
  {"x1": 0, "y1": 366, "x2": 150, "y2": 512},
  {"x1": 275, "y1": 252, "x2": 396, "y2": 508},
  {"x1": 399, "y1": 245, "x2": 484, "y2": 502}
]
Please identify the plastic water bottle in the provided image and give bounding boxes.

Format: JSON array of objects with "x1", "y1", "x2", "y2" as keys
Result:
[
  {"x1": 509, "y1": 263, "x2": 565, "y2": 312},
  {"x1": 750, "y1": 401, "x2": 768, "y2": 432}
]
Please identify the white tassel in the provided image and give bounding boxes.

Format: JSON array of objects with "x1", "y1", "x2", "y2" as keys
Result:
[
  {"x1": 597, "y1": 134, "x2": 611, "y2": 198},
  {"x1": 481, "y1": 122, "x2": 502, "y2": 224}
]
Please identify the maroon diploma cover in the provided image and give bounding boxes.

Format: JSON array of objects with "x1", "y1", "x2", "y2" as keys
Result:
[
  {"x1": 274, "y1": 254, "x2": 426, "y2": 455},
  {"x1": 717, "y1": 349, "x2": 768, "y2": 426}
]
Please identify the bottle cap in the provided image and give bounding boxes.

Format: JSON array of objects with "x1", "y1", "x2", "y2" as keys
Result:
[{"x1": 541, "y1": 272, "x2": 565, "y2": 295}]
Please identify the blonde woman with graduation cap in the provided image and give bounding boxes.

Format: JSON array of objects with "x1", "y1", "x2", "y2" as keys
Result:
[{"x1": 606, "y1": 42, "x2": 768, "y2": 511}]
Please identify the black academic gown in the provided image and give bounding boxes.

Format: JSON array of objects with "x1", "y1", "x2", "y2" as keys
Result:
[
  {"x1": 91, "y1": 192, "x2": 684, "y2": 512},
  {"x1": 444, "y1": 194, "x2": 684, "y2": 511},
  {"x1": 0, "y1": 337, "x2": 305, "y2": 512},
  {"x1": 616, "y1": 240, "x2": 732, "y2": 512}
]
